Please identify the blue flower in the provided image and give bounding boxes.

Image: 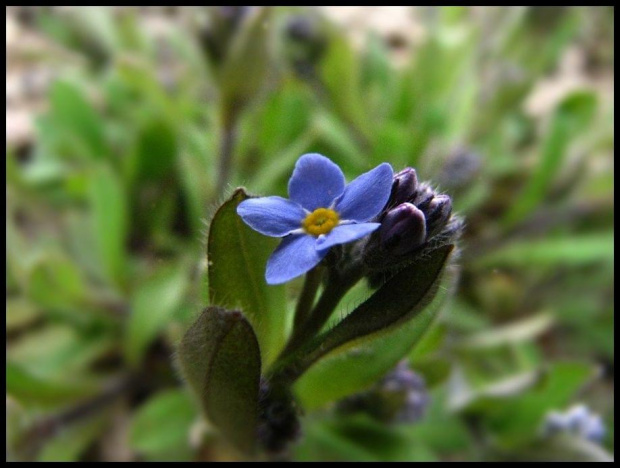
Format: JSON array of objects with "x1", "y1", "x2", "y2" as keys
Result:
[
  {"x1": 237, "y1": 153, "x2": 393, "y2": 284},
  {"x1": 543, "y1": 404, "x2": 606, "y2": 443}
]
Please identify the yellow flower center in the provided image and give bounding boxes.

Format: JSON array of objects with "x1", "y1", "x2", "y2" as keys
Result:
[{"x1": 302, "y1": 208, "x2": 340, "y2": 236}]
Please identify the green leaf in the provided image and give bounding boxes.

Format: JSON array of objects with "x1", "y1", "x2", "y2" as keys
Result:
[
  {"x1": 177, "y1": 306, "x2": 261, "y2": 455},
  {"x1": 38, "y1": 414, "x2": 108, "y2": 462},
  {"x1": 49, "y1": 80, "x2": 106, "y2": 160},
  {"x1": 464, "y1": 362, "x2": 596, "y2": 447},
  {"x1": 402, "y1": 387, "x2": 472, "y2": 455},
  {"x1": 320, "y1": 31, "x2": 370, "y2": 141},
  {"x1": 25, "y1": 254, "x2": 87, "y2": 310},
  {"x1": 250, "y1": 129, "x2": 315, "y2": 194},
  {"x1": 6, "y1": 362, "x2": 99, "y2": 407},
  {"x1": 294, "y1": 246, "x2": 456, "y2": 409},
  {"x1": 9, "y1": 325, "x2": 114, "y2": 379},
  {"x1": 88, "y1": 165, "x2": 128, "y2": 286},
  {"x1": 207, "y1": 188, "x2": 287, "y2": 366},
  {"x1": 219, "y1": 7, "x2": 271, "y2": 123},
  {"x1": 295, "y1": 417, "x2": 379, "y2": 462},
  {"x1": 125, "y1": 264, "x2": 188, "y2": 366},
  {"x1": 503, "y1": 91, "x2": 598, "y2": 227},
  {"x1": 475, "y1": 232, "x2": 613, "y2": 269},
  {"x1": 314, "y1": 111, "x2": 367, "y2": 171},
  {"x1": 454, "y1": 313, "x2": 555, "y2": 350},
  {"x1": 129, "y1": 389, "x2": 196, "y2": 461},
  {"x1": 133, "y1": 119, "x2": 177, "y2": 182}
]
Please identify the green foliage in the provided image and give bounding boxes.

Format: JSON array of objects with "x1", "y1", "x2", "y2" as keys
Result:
[
  {"x1": 6, "y1": 5, "x2": 613, "y2": 462},
  {"x1": 177, "y1": 307, "x2": 261, "y2": 455},
  {"x1": 207, "y1": 189, "x2": 288, "y2": 366},
  {"x1": 293, "y1": 245, "x2": 456, "y2": 409},
  {"x1": 129, "y1": 389, "x2": 197, "y2": 461},
  {"x1": 125, "y1": 263, "x2": 189, "y2": 365}
]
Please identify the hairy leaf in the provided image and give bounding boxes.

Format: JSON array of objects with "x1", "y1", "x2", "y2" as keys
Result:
[{"x1": 178, "y1": 306, "x2": 261, "y2": 455}]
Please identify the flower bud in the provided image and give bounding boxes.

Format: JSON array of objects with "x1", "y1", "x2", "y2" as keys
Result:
[
  {"x1": 410, "y1": 182, "x2": 435, "y2": 211},
  {"x1": 425, "y1": 194, "x2": 452, "y2": 238},
  {"x1": 389, "y1": 168, "x2": 418, "y2": 207},
  {"x1": 360, "y1": 167, "x2": 462, "y2": 288},
  {"x1": 379, "y1": 203, "x2": 426, "y2": 255}
]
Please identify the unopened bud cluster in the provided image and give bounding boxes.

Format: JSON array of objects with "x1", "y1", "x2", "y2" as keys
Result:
[{"x1": 362, "y1": 167, "x2": 462, "y2": 285}]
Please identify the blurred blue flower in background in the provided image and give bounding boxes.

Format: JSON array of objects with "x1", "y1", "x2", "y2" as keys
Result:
[
  {"x1": 543, "y1": 404, "x2": 606, "y2": 443},
  {"x1": 237, "y1": 153, "x2": 393, "y2": 284}
]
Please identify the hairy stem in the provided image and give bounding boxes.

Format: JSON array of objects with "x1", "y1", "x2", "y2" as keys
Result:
[
  {"x1": 273, "y1": 263, "x2": 365, "y2": 371},
  {"x1": 292, "y1": 266, "x2": 323, "y2": 335}
]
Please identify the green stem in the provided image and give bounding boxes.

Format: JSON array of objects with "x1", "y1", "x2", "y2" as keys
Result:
[
  {"x1": 275, "y1": 265, "x2": 364, "y2": 366},
  {"x1": 292, "y1": 266, "x2": 323, "y2": 335}
]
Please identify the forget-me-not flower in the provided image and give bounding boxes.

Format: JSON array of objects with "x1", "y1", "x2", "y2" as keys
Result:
[
  {"x1": 543, "y1": 404, "x2": 606, "y2": 443},
  {"x1": 237, "y1": 153, "x2": 393, "y2": 284}
]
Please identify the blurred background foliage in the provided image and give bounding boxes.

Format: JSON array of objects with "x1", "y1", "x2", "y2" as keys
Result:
[{"x1": 6, "y1": 6, "x2": 613, "y2": 461}]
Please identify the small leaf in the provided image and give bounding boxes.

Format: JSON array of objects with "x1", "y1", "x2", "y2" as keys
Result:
[
  {"x1": 177, "y1": 306, "x2": 261, "y2": 455},
  {"x1": 88, "y1": 165, "x2": 128, "y2": 286},
  {"x1": 455, "y1": 313, "x2": 554, "y2": 350},
  {"x1": 26, "y1": 255, "x2": 87, "y2": 310},
  {"x1": 219, "y1": 8, "x2": 272, "y2": 123},
  {"x1": 125, "y1": 264, "x2": 188, "y2": 366},
  {"x1": 10, "y1": 324, "x2": 114, "y2": 379},
  {"x1": 503, "y1": 91, "x2": 598, "y2": 227},
  {"x1": 208, "y1": 188, "x2": 287, "y2": 366},
  {"x1": 129, "y1": 389, "x2": 196, "y2": 461},
  {"x1": 132, "y1": 119, "x2": 177, "y2": 182},
  {"x1": 49, "y1": 80, "x2": 106, "y2": 160},
  {"x1": 320, "y1": 31, "x2": 370, "y2": 141},
  {"x1": 6, "y1": 362, "x2": 99, "y2": 407},
  {"x1": 475, "y1": 232, "x2": 613, "y2": 269},
  {"x1": 38, "y1": 414, "x2": 108, "y2": 462}
]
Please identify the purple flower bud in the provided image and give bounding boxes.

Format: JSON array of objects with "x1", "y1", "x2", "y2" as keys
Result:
[
  {"x1": 379, "y1": 360, "x2": 429, "y2": 424},
  {"x1": 389, "y1": 168, "x2": 418, "y2": 206},
  {"x1": 380, "y1": 203, "x2": 426, "y2": 255},
  {"x1": 425, "y1": 194, "x2": 453, "y2": 238},
  {"x1": 361, "y1": 167, "x2": 462, "y2": 286},
  {"x1": 411, "y1": 183, "x2": 435, "y2": 211}
]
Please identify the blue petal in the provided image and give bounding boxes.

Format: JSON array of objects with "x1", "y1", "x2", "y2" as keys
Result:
[
  {"x1": 335, "y1": 163, "x2": 393, "y2": 222},
  {"x1": 315, "y1": 223, "x2": 381, "y2": 251},
  {"x1": 266, "y1": 234, "x2": 329, "y2": 284},
  {"x1": 237, "y1": 196, "x2": 305, "y2": 237},
  {"x1": 288, "y1": 153, "x2": 346, "y2": 211}
]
